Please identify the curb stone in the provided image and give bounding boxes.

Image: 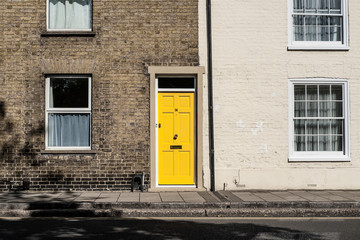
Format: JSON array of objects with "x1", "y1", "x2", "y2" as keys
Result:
[{"x1": 0, "y1": 207, "x2": 360, "y2": 218}]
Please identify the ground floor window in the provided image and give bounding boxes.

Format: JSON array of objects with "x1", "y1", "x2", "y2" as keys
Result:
[
  {"x1": 289, "y1": 79, "x2": 349, "y2": 161},
  {"x1": 45, "y1": 75, "x2": 91, "y2": 150}
]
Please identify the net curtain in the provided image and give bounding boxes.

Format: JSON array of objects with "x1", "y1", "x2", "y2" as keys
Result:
[
  {"x1": 293, "y1": 0, "x2": 342, "y2": 42},
  {"x1": 48, "y1": 114, "x2": 90, "y2": 147},
  {"x1": 49, "y1": 0, "x2": 92, "y2": 29}
]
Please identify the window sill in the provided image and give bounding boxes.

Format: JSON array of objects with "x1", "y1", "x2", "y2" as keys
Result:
[
  {"x1": 288, "y1": 45, "x2": 350, "y2": 51},
  {"x1": 41, "y1": 150, "x2": 96, "y2": 154},
  {"x1": 41, "y1": 31, "x2": 96, "y2": 37},
  {"x1": 288, "y1": 156, "x2": 351, "y2": 162}
]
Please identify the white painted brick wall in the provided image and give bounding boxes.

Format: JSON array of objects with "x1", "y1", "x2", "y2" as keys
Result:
[{"x1": 200, "y1": 0, "x2": 360, "y2": 190}]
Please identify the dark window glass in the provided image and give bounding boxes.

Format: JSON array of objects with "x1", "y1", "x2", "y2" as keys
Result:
[
  {"x1": 50, "y1": 78, "x2": 89, "y2": 108},
  {"x1": 158, "y1": 78, "x2": 195, "y2": 89}
]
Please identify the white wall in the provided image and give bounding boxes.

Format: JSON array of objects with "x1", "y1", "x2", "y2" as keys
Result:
[{"x1": 199, "y1": 0, "x2": 360, "y2": 190}]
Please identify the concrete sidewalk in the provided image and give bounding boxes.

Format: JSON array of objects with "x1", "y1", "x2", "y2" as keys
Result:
[{"x1": 0, "y1": 190, "x2": 360, "y2": 217}]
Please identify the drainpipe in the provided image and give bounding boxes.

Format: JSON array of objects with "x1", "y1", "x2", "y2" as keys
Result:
[{"x1": 206, "y1": 0, "x2": 215, "y2": 192}]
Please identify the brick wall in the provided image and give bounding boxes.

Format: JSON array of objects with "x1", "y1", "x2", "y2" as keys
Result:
[{"x1": 0, "y1": 0, "x2": 199, "y2": 191}]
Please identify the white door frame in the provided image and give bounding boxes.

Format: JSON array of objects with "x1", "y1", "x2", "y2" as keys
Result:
[
  {"x1": 148, "y1": 66, "x2": 205, "y2": 191},
  {"x1": 155, "y1": 76, "x2": 197, "y2": 187}
]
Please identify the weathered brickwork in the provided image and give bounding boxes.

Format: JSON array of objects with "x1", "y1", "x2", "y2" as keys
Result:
[{"x1": 0, "y1": 0, "x2": 199, "y2": 191}]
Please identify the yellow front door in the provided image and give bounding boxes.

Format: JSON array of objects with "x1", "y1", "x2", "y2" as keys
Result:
[{"x1": 158, "y1": 92, "x2": 195, "y2": 185}]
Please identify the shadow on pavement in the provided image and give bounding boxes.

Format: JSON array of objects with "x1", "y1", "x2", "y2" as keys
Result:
[{"x1": 0, "y1": 218, "x2": 329, "y2": 240}]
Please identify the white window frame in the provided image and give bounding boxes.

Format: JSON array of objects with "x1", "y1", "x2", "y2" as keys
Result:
[
  {"x1": 45, "y1": 75, "x2": 92, "y2": 150},
  {"x1": 288, "y1": 0, "x2": 349, "y2": 50},
  {"x1": 46, "y1": 0, "x2": 93, "y2": 32},
  {"x1": 288, "y1": 78, "x2": 350, "y2": 162}
]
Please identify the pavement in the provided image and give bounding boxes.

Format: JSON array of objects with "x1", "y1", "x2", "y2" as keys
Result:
[{"x1": 0, "y1": 190, "x2": 360, "y2": 217}]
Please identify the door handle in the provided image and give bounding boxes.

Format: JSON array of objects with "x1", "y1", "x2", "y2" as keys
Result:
[{"x1": 173, "y1": 134, "x2": 178, "y2": 140}]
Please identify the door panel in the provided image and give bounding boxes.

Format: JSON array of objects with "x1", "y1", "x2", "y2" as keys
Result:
[
  {"x1": 158, "y1": 92, "x2": 195, "y2": 185},
  {"x1": 162, "y1": 151, "x2": 174, "y2": 176}
]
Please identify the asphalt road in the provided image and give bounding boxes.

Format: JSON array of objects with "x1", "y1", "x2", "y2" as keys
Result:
[{"x1": 0, "y1": 217, "x2": 359, "y2": 240}]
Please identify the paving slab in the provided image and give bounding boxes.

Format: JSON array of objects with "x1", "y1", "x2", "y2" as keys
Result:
[
  {"x1": 290, "y1": 191, "x2": 329, "y2": 202},
  {"x1": 310, "y1": 191, "x2": 352, "y2": 201},
  {"x1": 55, "y1": 192, "x2": 82, "y2": 202},
  {"x1": 0, "y1": 192, "x2": 63, "y2": 203},
  {"x1": 271, "y1": 192, "x2": 308, "y2": 202},
  {"x1": 95, "y1": 192, "x2": 120, "y2": 203},
  {"x1": 179, "y1": 192, "x2": 205, "y2": 203},
  {"x1": 74, "y1": 192, "x2": 101, "y2": 202},
  {"x1": 198, "y1": 192, "x2": 221, "y2": 203},
  {"x1": 118, "y1": 192, "x2": 139, "y2": 202},
  {"x1": 218, "y1": 191, "x2": 242, "y2": 202},
  {"x1": 252, "y1": 192, "x2": 286, "y2": 202},
  {"x1": 347, "y1": 191, "x2": 360, "y2": 197},
  {"x1": 140, "y1": 193, "x2": 161, "y2": 203},
  {"x1": 232, "y1": 192, "x2": 265, "y2": 202},
  {"x1": 160, "y1": 192, "x2": 183, "y2": 202},
  {"x1": 328, "y1": 191, "x2": 360, "y2": 201}
]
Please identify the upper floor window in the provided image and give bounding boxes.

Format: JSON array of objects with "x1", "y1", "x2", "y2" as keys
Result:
[
  {"x1": 288, "y1": 0, "x2": 348, "y2": 50},
  {"x1": 47, "y1": 0, "x2": 92, "y2": 31}
]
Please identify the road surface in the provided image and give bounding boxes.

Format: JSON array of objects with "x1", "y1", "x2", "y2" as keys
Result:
[{"x1": 0, "y1": 217, "x2": 359, "y2": 239}]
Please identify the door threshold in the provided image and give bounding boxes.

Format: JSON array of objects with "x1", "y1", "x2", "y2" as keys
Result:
[{"x1": 148, "y1": 187, "x2": 206, "y2": 192}]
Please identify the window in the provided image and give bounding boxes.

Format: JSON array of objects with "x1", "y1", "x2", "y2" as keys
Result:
[
  {"x1": 47, "y1": 0, "x2": 92, "y2": 31},
  {"x1": 288, "y1": 0, "x2": 348, "y2": 50},
  {"x1": 46, "y1": 76, "x2": 91, "y2": 150},
  {"x1": 289, "y1": 79, "x2": 349, "y2": 161}
]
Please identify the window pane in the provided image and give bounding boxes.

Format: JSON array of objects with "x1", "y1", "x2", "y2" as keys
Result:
[
  {"x1": 307, "y1": 136, "x2": 318, "y2": 151},
  {"x1": 307, "y1": 101, "x2": 318, "y2": 117},
  {"x1": 293, "y1": 16, "x2": 305, "y2": 41},
  {"x1": 294, "y1": 136, "x2": 306, "y2": 151},
  {"x1": 318, "y1": 0, "x2": 329, "y2": 13},
  {"x1": 319, "y1": 119, "x2": 330, "y2": 134},
  {"x1": 294, "y1": 0, "x2": 304, "y2": 12},
  {"x1": 50, "y1": 78, "x2": 89, "y2": 108},
  {"x1": 305, "y1": 0, "x2": 316, "y2": 13},
  {"x1": 307, "y1": 85, "x2": 318, "y2": 100},
  {"x1": 295, "y1": 102, "x2": 306, "y2": 117},
  {"x1": 319, "y1": 85, "x2": 330, "y2": 100},
  {"x1": 305, "y1": 16, "x2": 317, "y2": 41},
  {"x1": 319, "y1": 136, "x2": 331, "y2": 151},
  {"x1": 306, "y1": 119, "x2": 318, "y2": 134},
  {"x1": 332, "y1": 136, "x2": 343, "y2": 151},
  {"x1": 158, "y1": 78, "x2": 195, "y2": 89},
  {"x1": 332, "y1": 102, "x2": 343, "y2": 117},
  {"x1": 48, "y1": 113, "x2": 90, "y2": 147},
  {"x1": 317, "y1": 16, "x2": 329, "y2": 41},
  {"x1": 330, "y1": 0, "x2": 341, "y2": 14},
  {"x1": 49, "y1": 0, "x2": 92, "y2": 30},
  {"x1": 331, "y1": 85, "x2": 342, "y2": 100},
  {"x1": 294, "y1": 120, "x2": 306, "y2": 134},
  {"x1": 331, "y1": 120, "x2": 343, "y2": 134},
  {"x1": 330, "y1": 17, "x2": 342, "y2": 41},
  {"x1": 319, "y1": 101, "x2": 331, "y2": 117},
  {"x1": 294, "y1": 85, "x2": 305, "y2": 100}
]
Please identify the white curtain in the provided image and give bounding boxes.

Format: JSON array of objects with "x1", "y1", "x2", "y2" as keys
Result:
[
  {"x1": 294, "y1": 85, "x2": 343, "y2": 152},
  {"x1": 293, "y1": 0, "x2": 342, "y2": 42},
  {"x1": 330, "y1": 0, "x2": 341, "y2": 14},
  {"x1": 293, "y1": 0, "x2": 303, "y2": 12},
  {"x1": 49, "y1": 114, "x2": 90, "y2": 146},
  {"x1": 49, "y1": 0, "x2": 92, "y2": 29}
]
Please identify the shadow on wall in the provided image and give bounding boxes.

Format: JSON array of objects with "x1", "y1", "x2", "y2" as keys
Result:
[
  {"x1": 0, "y1": 100, "x2": 52, "y2": 190},
  {"x1": 0, "y1": 218, "x2": 330, "y2": 240},
  {"x1": 0, "y1": 101, "x2": 19, "y2": 163},
  {"x1": 0, "y1": 101, "x2": 44, "y2": 164}
]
